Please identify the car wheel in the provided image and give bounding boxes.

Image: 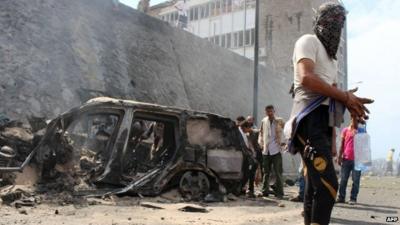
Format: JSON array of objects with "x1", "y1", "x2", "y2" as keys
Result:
[{"x1": 179, "y1": 171, "x2": 210, "y2": 201}]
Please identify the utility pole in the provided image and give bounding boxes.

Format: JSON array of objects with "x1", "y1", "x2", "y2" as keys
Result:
[
  {"x1": 243, "y1": 0, "x2": 247, "y2": 56},
  {"x1": 252, "y1": 0, "x2": 259, "y2": 124}
]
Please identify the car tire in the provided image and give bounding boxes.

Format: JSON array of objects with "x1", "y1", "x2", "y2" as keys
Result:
[{"x1": 179, "y1": 170, "x2": 210, "y2": 201}]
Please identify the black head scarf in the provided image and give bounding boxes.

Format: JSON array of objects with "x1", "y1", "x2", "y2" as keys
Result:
[{"x1": 313, "y1": 3, "x2": 346, "y2": 60}]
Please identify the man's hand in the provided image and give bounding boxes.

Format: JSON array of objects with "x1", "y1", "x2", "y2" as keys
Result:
[
  {"x1": 298, "y1": 59, "x2": 374, "y2": 124},
  {"x1": 336, "y1": 155, "x2": 343, "y2": 166},
  {"x1": 332, "y1": 147, "x2": 337, "y2": 157},
  {"x1": 344, "y1": 88, "x2": 374, "y2": 124}
]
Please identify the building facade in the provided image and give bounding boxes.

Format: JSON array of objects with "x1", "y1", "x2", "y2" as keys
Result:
[
  {"x1": 149, "y1": 0, "x2": 257, "y2": 59},
  {"x1": 149, "y1": 0, "x2": 347, "y2": 90},
  {"x1": 259, "y1": 0, "x2": 348, "y2": 90}
]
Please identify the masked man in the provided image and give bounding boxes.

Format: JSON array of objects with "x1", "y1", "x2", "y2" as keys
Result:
[{"x1": 286, "y1": 3, "x2": 373, "y2": 225}]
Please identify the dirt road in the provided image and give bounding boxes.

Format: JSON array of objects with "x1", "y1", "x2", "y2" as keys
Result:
[{"x1": 1, "y1": 176, "x2": 399, "y2": 225}]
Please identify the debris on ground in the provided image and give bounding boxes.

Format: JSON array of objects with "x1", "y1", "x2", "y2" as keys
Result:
[
  {"x1": 18, "y1": 209, "x2": 28, "y2": 215},
  {"x1": 227, "y1": 193, "x2": 239, "y2": 201},
  {"x1": 178, "y1": 205, "x2": 209, "y2": 213},
  {"x1": 160, "y1": 188, "x2": 183, "y2": 202},
  {"x1": 204, "y1": 191, "x2": 227, "y2": 203},
  {"x1": 285, "y1": 179, "x2": 295, "y2": 186},
  {"x1": 0, "y1": 121, "x2": 35, "y2": 169},
  {"x1": 140, "y1": 202, "x2": 165, "y2": 210},
  {"x1": 0, "y1": 187, "x2": 40, "y2": 208}
]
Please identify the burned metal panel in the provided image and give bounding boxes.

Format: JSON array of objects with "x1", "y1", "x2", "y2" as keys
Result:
[
  {"x1": 186, "y1": 118, "x2": 225, "y2": 148},
  {"x1": 185, "y1": 115, "x2": 244, "y2": 181},
  {"x1": 207, "y1": 149, "x2": 243, "y2": 180},
  {"x1": 182, "y1": 146, "x2": 206, "y2": 166}
]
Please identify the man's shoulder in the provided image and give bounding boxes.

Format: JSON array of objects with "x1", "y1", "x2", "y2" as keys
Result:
[
  {"x1": 341, "y1": 127, "x2": 349, "y2": 134},
  {"x1": 295, "y1": 34, "x2": 319, "y2": 47}
]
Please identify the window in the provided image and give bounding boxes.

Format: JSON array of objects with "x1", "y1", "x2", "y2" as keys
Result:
[
  {"x1": 221, "y1": 34, "x2": 225, "y2": 47},
  {"x1": 245, "y1": 30, "x2": 250, "y2": 46},
  {"x1": 194, "y1": 7, "x2": 199, "y2": 20},
  {"x1": 174, "y1": 12, "x2": 178, "y2": 21},
  {"x1": 227, "y1": 0, "x2": 232, "y2": 12},
  {"x1": 205, "y1": 3, "x2": 209, "y2": 17},
  {"x1": 215, "y1": 35, "x2": 220, "y2": 45},
  {"x1": 238, "y1": 31, "x2": 243, "y2": 47},
  {"x1": 226, "y1": 33, "x2": 231, "y2": 48},
  {"x1": 200, "y1": 5, "x2": 204, "y2": 19},
  {"x1": 233, "y1": 32, "x2": 238, "y2": 48},
  {"x1": 251, "y1": 28, "x2": 255, "y2": 45},
  {"x1": 190, "y1": 8, "x2": 194, "y2": 21},
  {"x1": 210, "y1": 36, "x2": 215, "y2": 44},
  {"x1": 222, "y1": 0, "x2": 227, "y2": 13},
  {"x1": 210, "y1": 2, "x2": 215, "y2": 16},
  {"x1": 124, "y1": 113, "x2": 178, "y2": 174},
  {"x1": 215, "y1": 0, "x2": 221, "y2": 15},
  {"x1": 66, "y1": 112, "x2": 121, "y2": 156}
]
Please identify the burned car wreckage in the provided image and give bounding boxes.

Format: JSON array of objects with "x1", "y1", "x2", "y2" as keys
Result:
[{"x1": 0, "y1": 97, "x2": 251, "y2": 200}]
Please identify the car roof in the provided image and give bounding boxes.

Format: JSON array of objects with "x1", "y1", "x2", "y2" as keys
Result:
[{"x1": 83, "y1": 97, "x2": 231, "y2": 120}]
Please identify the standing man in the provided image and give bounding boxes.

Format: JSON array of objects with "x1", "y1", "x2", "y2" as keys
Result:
[
  {"x1": 174, "y1": 0, "x2": 188, "y2": 29},
  {"x1": 287, "y1": 3, "x2": 373, "y2": 225},
  {"x1": 239, "y1": 121, "x2": 258, "y2": 197},
  {"x1": 246, "y1": 116, "x2": 258, "y2": 130},
  {"x1": 258, "y1": 105, "x2": 285, "y2": 199},
  {"x1": 247, "y1": 116, "x2": 263, "y2": 185},
  {"x1": 246, "y1": 116, "x2": 263, "y2": 187},
  {"x1": 385, "y1": 149, "x2": 395, "y2": 176},
  {"x1": 337, "y1": 119, "x2": 361, "y2": 205},
  {"x1": 396, "y1": 151, "x2": 400, "y2": 177},
  {"x1": 236, "y1": 116, "x2": 246, "y2": 127}
]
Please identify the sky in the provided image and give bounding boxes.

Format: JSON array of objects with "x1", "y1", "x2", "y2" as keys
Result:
[
  {"x1": 341, "y1": 0, "x2": 400, "y2": 159},
  {"x1": 119, "y1": 0, "x2": 400, "y2": 160}
]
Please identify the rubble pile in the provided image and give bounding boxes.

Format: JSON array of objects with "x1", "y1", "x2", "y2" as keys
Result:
[
  {"x1": 0, "y1": 122, "x2": 34, "y2": 165},
  {"x1": 0, "y1": 117, "x2": 36, "y2": 186}
]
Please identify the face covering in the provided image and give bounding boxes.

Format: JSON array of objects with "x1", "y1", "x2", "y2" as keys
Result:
[{"x1": 313, "y1": 3, "x2": 346, "y2": 60}]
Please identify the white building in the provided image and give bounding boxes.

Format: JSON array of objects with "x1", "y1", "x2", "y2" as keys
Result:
[{"x1": 149, "y1": 0, "x2": 257, "y2": 59}]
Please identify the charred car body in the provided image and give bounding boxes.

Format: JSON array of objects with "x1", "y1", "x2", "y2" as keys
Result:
[{"x1": 0, "y1": 97, "x2": 250, "y2": 199}]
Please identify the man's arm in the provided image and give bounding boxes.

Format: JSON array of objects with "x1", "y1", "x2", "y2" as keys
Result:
[
  {"x1": 297, "y1": 58, "x2": 373, "y2": 123},
  {"x1": 258, "y1": 121, "x2": 264, "y2": 149},
  {"x1": 331, "y1": 127, "x2": 337, "y2": 157},
  {"x1": 337, "y1": 131, "x2": 345, "y2": 165}
]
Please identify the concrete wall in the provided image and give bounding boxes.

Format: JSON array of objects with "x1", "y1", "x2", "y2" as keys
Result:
[{"x1": 0, "y1": 0, "x2": 290, "y2": 124}]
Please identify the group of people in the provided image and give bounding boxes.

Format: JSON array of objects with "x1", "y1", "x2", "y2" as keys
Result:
[
  {"x1": 238, "y1": 3, "x2": 373, "y2": 225},
  {"x1": 237, "y1": 105, "x2": 286, "y2": 199}
]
